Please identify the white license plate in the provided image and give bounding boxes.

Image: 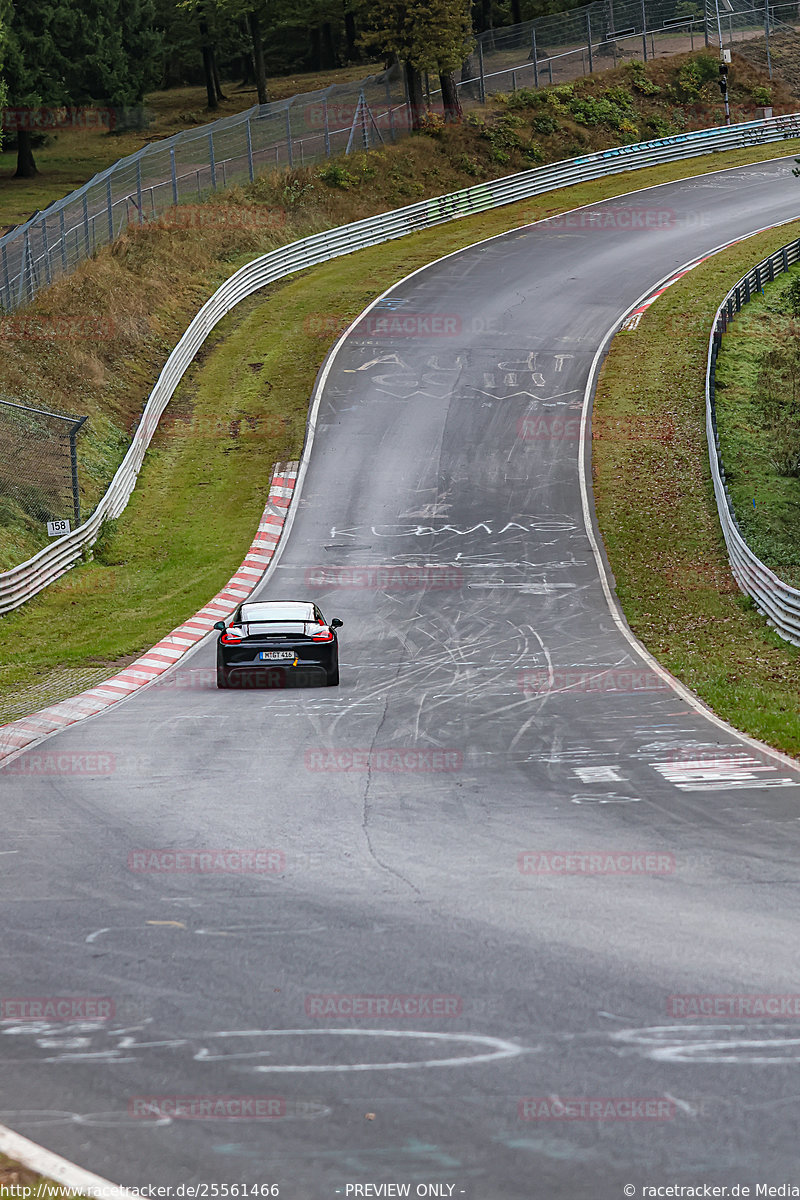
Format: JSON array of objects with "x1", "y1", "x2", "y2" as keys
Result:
[{"x1": 259, "y1": 651, "x2": 295, "y2": 661}]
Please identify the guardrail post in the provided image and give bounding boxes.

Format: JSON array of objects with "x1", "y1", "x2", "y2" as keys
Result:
[
  {"x1": 548, "y1": 58, "x2": 553, "y2": 84},
  {"x1": 208, "y1": 132, "x2": 217, "y2": 189},
  {"x1": 532, "y1": 29, "x2": 539, "y2": 87},
  {"x1": 170, "y1": 145, "x2": 179, "y2": 204},
  {"x1": 136, "y1": 160, "x2": 143, "y2": 223},
  {"x1": 587, "y1": 12, "x2": 594, "y2": 72},
  {"x1": 478, "y1": 41, "x2": 486, "y2": 102},
  {"x1": 641, "y1": 0, "x2": 648, "y2": 61},
  {"x1": 783, "y1": 246, "x2": 789, "y2": 271}
]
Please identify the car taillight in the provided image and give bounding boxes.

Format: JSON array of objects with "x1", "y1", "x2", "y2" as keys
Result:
[
  {"x1": 312, "y1": 627, "x2": 334, "y2": 642},
  {"x1": 221, "y1": 626, "x2": 246, "y2": 643}
]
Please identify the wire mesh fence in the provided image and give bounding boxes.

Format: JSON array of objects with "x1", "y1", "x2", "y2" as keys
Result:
[
  {"x1": 0, "y1": 0, "x2": 796, "y2": 319},
  {"x1": 0, "y1": 399, "x2": 85, "y2": 536}
]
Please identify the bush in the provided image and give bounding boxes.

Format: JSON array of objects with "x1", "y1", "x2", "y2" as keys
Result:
[
  {"x1": 753, "y1": 85, "x2": 772, "y2": 106},
  {"x1": 531, "y1": 113, "x2": 558, "y2": 135},
  {"x1": 317, "y1": 163, "x2": 357, "y2": 189}
]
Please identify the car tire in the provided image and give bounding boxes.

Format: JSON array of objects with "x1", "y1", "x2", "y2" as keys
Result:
[
  {"x1": 217, "y1": 665, "x2": 230, "y2": 689},
  {"x1": 326, "y1": 667, "x2": 340, "y2": 687}
]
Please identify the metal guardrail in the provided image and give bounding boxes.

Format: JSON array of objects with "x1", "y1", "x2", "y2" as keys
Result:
[
  {"x1": 4, "y1": 110, "x2": 800, "y2": 615},
  {"x1": 706, "y1": 238, "x2": 800, "y2": 646},
  {"x1": 1, "y1": 0, "x2": 796, "y2": 313}
]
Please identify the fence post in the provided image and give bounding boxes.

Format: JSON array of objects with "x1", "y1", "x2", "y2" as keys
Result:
[
  {"x1": 208, "y1": 132, "x2": 216, "y2": 189},
  {"x1": 385, "y1": 77, "x2": 396, "y2": 142},
  {"x1": 106, "y1": 178, "x2": 114, "y2": 240},
  {"x1": 1, "y1": 244, "x2": 10, "y2": 310},
  {"x1": 765, "y1": 0, "x2": 772, "y2": 78},
  {"x1": 69, "y1": 416, "x2": 88, "y2": 527},
  {"x1": 59, "y1": 209, "x2": 67, "y2": 270},
  {"x1": 170, "y1": 145, "x2": 179, "y2": 204},
  {"x1": 40, "y1": 216, "x2": 51, "y2": 286},
  {"x1": 360, "y1": 90, "x2": 369, "y2": 150},
  {"x1": 641, "y1": 0, "x2": 648, "y2": 60},
  {"x1": 240, "y1": 115, "x2": 253, "y2": 182},
  {"x1": 82, "y1": 193, "x2": 91, "y2": 250},
  {"x1": 19, "y1": 232, "x2": 32, "y2": 305},
  {"x1": 285, "y1": 106, "x2": 294, "y2": 167},
  {"x1": 532, "y1": 29, "x2": 539, "y2": 87},
  {"x1": 478, "y1": 41, "x2": 486, "y2": 102},
  {"x1": 136, "y1": 160, "x2": 143, "y2": 223},
  {"x1": 587, "y1": 12, "x2": 594, "y2": 72}
]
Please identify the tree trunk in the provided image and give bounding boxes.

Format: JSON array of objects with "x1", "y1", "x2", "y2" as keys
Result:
[
  {"x1": 199, "y1": 13, "x2": 218, "y2": 109},
  {"x1": 321, "y1": 21, "x2": 338, "y2": 68},
  {"x1": 248, "y1": 9, "x2": 269, "y2": 105},
  {"x1": 404, "y1": 60, "x2": 426, "y2": 130},
  {"x1": 14, "y1": 130, "x2": 38, "y2": 178},
  {"x1": 511, "y1": 0, "x2": 522, "y2": 24},
  {"x1": 211, "y1": 50, "x2": 226, "y2": 101},
  {"x1": 344, "y1": 9, "x2": 358, "y2": 61},
  {"x1": 309, "y1": 26, "x2": 322, "y2": 71},
  {"x1": 440, "y1": 71, "x2": 463, "y2": 122}
]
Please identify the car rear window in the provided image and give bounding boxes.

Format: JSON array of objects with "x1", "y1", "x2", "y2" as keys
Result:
[{"x1": 240, "y1": 602, "x2": 314, "y2": 623}]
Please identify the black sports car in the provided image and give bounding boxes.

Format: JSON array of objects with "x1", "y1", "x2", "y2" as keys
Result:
[{"x1": 214, "y1": 600, "x2": 342, "y2": 689}]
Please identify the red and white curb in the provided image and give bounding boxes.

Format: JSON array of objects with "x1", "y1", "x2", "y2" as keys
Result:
[
  {"x1": 620, "y1": 233, "x2": 752, "y2": 331},
  {"x1": 0, "y1": 462, "x2": 298, "y2": 768}
]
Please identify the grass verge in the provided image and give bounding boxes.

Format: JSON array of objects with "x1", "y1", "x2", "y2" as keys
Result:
[
  {"x1": 2, "y1": 143, "x2": 800, "y2": 729},
  {"x1": 593, "y1": 222, "x2": 800, "y2": 758},
  {"x1": 713, "y1": 265, "x2": 800, "y2": 587}
]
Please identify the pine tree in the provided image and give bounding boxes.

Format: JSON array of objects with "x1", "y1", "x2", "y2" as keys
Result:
[
  {"x1": 3, "y1": 0, "x2": 72, "y2": 177},
  {"x1": 359, "y1": 0, "x2": 472, "y2": 126}
]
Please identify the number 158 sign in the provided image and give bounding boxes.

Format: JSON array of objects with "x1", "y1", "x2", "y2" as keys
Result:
[{"x1": 47, "y1": 519, "x2": 71, "y2": 536}]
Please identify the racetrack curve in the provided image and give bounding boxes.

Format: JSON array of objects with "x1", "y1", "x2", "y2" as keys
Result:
[{"x1": 3, "y1": 156, "x2": 800, "y2": 1198}]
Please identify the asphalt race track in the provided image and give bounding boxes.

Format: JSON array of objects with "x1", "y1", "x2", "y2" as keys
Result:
[{"x1": 3, "y1": 157, "x2": 800, "y2": 1199}]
